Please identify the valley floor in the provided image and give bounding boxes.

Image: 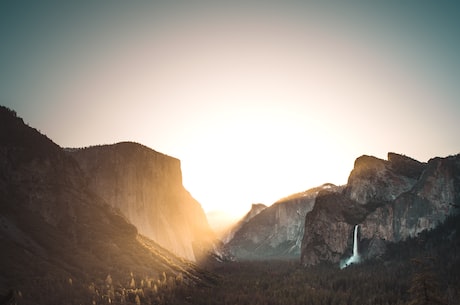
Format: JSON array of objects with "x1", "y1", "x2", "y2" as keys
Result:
[
  {"x1": 162, "y1": 260, "x2": 412, "y2": 305},
  {"x1": 6, "y1": 215, "x2": 460, "y2": 305},
  {"x1": 162, "y1": 214, "x2": 460, "y2": 305},
  {"x1": 7, "y1": 257, "x2": 457, "y2": 305}
]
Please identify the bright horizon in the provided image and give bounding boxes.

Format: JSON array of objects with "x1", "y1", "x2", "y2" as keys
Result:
[{"x1": 1, "y1": 1, "x2": 460, "y2": 219}]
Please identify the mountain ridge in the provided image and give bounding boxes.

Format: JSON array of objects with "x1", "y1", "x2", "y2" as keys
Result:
[
  {"x1": 0, "y1": 106, "x2": 212, "y2": 303},
  {"x1": 224, "y1": 184, "x2": 344, "y2": 259},
  {"x1": 301, "y1": 152, "x2": 460, "y2": 266},
  {"x1": 222, "y1": 151, "x2": 458, "y2": 264}
]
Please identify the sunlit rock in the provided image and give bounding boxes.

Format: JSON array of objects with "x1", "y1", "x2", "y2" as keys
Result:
[{"x1": 70, "y1": 142, "x2": 214, "y2": 261}]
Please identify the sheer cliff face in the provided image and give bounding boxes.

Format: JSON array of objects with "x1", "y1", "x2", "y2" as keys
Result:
[
  {"x1": 300, "y1": 192, "x2": 356, "y2": 266},
  {"x1": 301, "y1": 153, "x2": 460, "y2": 266},
  {"x1": 70, "y1": 143, "x2": 213, "y2": 261},
  {"x1": 224, "y1": 184, "x2": 343, "y2": 259}
]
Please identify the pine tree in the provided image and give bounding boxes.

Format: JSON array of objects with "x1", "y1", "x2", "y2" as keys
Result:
[{"x1": 407, "y1": 258, "x2": 446, "y2": 305}]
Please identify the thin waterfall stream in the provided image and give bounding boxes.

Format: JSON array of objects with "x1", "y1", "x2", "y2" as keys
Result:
[{"x1": 340, "y1": 224, "x2": 361, "y2": 269}]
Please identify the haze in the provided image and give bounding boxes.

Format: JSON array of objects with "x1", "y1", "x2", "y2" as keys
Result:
[{"x1": 1, "y1": 1, "x2": 459, "y2": 218}]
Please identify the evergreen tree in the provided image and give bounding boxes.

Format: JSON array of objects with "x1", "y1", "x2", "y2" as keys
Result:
[{"x1": 407, "y1": 258, "x2": 446, "y2": 305}]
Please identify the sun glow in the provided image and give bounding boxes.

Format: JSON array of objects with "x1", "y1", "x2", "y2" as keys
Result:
[
  {"x1": 179, "y1": 109, "x2": 352, "y2": 218},
  {"x1": 4, "y1": 2, "x2": 459, "y2": 220}
]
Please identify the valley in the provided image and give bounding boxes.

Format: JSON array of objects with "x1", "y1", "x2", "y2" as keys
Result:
[
  {"x1": 155, "y1": 212, "x2": 460, "y2": 305},
  {"x1": 1, "y1": 105, "x2": 459, "y2": 305},
  {"x1": 2, "y1": 1, "x2": 460, "y2": 304}
]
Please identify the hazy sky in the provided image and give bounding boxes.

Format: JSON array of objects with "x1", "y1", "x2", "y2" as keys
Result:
[{"x1": 2, "y1": 1, "x2": 460, "y2": 218}]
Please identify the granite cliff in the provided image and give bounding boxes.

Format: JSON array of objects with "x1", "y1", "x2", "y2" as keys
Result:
[
  {"x1": 301, "y1": 153, "x2": 460, "y2": 266},
  {"x1": 69, "y1": 143, "x2": 214, "y2": 261},
  {"x1": 221, "y1": 203, "x2": 267, "y2": 244},
  {"x1": 0, "y1": 106, "x2": 211, "y2": 303},
  {"x1": 224, "y1": 184, "x2": 343, "y2": 259}
]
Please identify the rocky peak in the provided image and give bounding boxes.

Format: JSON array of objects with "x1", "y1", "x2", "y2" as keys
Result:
[
  {"x1": 412, "y1": 155, "x2": 460, "y2": 213},
  {"x1": 0, "y1": 106, "x2": 64, "y2": 169},
  {"x1": 220, "y1": 203, "x2": 267, "y2": 244},
  {"x1": 0, "y1": 107, "x2": 88, "y2": 226},
  {"x1": 301, "y1": 153, "x2": 459, "y2": 267},
  {"x1": 345, "y1": 154, "x2": 420, "y2": 205},
  {"x1": 351, "y1": 155, "x2": 387, "y2": 175},
  {"x1": 246, "y1": 203, "x2": 267, "y2": 221},
  {"x1": 387, "y1": 152, "x2": 426, "y2": 179}
]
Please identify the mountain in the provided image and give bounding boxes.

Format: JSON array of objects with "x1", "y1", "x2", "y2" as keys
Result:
[
  {"x1": 0, "y1": 106, "x2": 211, "y2": 304},
  {"x1": 221, "y1": 203, "x2": 267, "y2": 244},
  {"x1": 224, "y1": 184, "x2": 343, "y2": 259},
  {"x1": 68, "y1": 143, "x2": 214, "y2": 261},
  {"x1": 301, "y1": 153, "x2": 460, "y2": 266}
]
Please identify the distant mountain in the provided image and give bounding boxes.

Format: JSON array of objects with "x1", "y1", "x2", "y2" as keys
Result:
[
  {"x1": 224, "y1": 184, "x2": 343, "y2": 259},
  {"x1": 301, "y1": 153, "x2": 460, "y2": 266},
  {"x1": 224, "y1": 152, "x2": 459, "y2": 263},
  {"x1": 0, "y1": 106, "x2": 211, "y2": 304},
  {"x1": 221, "y1": 203, "x2": 267, "y2": 244},
  {"x1": 69, "y1": 142, "x2": 214, "y2": 261}
]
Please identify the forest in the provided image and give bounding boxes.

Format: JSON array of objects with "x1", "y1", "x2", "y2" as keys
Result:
[
  {"x1": 5, "y1": 213, "x2": 459, "y2": 305},
  {"x1": 162, "y1": 213, "x2": 460, "y2": 305}
]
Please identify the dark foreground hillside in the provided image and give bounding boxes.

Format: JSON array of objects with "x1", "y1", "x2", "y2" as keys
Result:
[
  {"x1": 163, "y1": 213, "x2": 460, "y2": 305},
  {"x1": 0, "y1": 106, "x2": 215, "y2": 305}
]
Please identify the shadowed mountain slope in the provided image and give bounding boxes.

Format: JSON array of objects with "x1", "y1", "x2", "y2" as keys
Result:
[
  {"x1": 224, "y1": 184, "x2": 343, "y2": 259},
  {"x1": 0, "y1": 106, "x2": 211, "y2": 304},
  {"x1": 301, "y1": 153, "x2": 460, "y2": 266}
]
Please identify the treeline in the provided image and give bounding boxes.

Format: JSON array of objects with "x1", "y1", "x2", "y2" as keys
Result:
[
  {"x1": 162, "y1": 260, "x2": 411, "y2": 305},
  {"x1": 9, "y1": 270, "x2": 191, "y2": 305},
  {"x1": 8, "y1": 213, "x2": 460, "y2": 304},
  {"x1": 161, "y1": 213, "x2": 460, "y2": 305}
]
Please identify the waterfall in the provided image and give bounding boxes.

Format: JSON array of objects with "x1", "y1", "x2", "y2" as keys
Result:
[
  {"x1": 352, "y1": 224, "x2": 359, "y2": 257},
  {"x1": 340, "y1": 224, "x2": 361, "y2": 269}
]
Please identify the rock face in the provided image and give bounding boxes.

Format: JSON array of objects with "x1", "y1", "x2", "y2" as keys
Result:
[
  {"x1": 69, "y1": 143, "x2": 214, "y2": 261},
  {"x1": 221, "y1": 203, "x2": 267, "y2": 244},
  {"x1": 0, "y1": 106, "x2": 206, "y2": 302},
  {"x1": 225, "y1": 184, "x2": 343, "y2": 259},
  {"x1": 301, "y1": 153, "x2": 460, "y2": 266}
]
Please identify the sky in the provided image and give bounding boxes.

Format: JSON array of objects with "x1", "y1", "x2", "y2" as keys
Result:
[{"x1": 1, "y1": 1, "x2": 460, "y2": 219}]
